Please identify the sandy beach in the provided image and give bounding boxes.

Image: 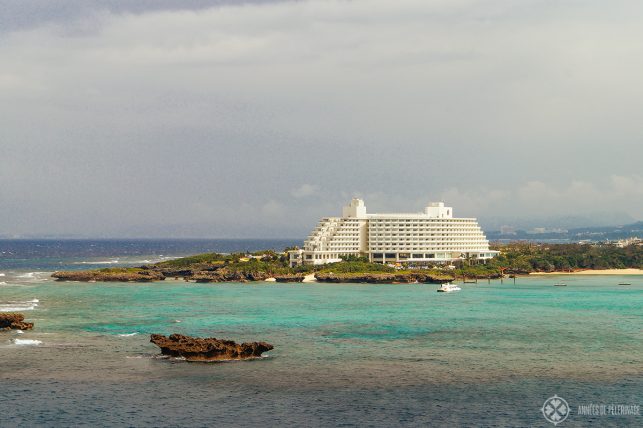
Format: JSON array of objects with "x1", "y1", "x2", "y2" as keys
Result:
[{"x1": 530, "y1": 268, "x2": 643, "y2": 275}]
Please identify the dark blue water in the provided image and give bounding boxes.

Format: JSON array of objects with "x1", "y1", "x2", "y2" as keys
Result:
[{"x1": 0, "y1": 239, "x2": 301, "y2": 271}]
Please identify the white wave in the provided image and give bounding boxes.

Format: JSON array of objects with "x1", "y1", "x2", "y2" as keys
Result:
[
  {"x1": 127, "y1": 256, "x2": 180, "y2": 264},
  {"x1": 0, "y1": 299, "x2": 38, "y2": 311},
  {"x1": 127, "y1": 354, "x2": 168, "y2": 359},
  {"x1": 0, "y1": 273, "x2": 5, "y2": 276},
  {"x1": 0, "y1": 282, "x2": 6, "y2": 285},
  {"x1": 12, "y1": 339, "x2": 42, "y2": 345},
  {"x1": 15, "y1": 272, "x2": 50, "y2": 281},
  {"x1": 74, "y1": 260, "x2": 120, "y2": 265},
  {"x1": 15, "y1": 330, "x2": 24, "y2": 334},
  {"x1": 0, "y1": 305, "x2": 36, "y2": 311},
  {"x1": 117, "y1": 333, "x2": 138, "y2": 337},
  {"x1": 17, "y1": 272, "x2": 36, "y2": 278}
]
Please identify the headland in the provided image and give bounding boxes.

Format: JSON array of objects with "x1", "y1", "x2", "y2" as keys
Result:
[{"x1": 51, "y1": 242, "x2": 641, "y2": 284}]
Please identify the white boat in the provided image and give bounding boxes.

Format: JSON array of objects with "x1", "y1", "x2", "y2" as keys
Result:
[
  {"x1": 437, "y1": 282, "x2": 461, "y2": 293},
  {"x1": 554, "y1": 282, "x2": 567, "y2": 286}
]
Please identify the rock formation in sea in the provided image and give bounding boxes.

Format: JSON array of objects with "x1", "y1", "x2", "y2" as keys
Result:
[
  {"x1": 149, "y1": 334, "x2": 274, "y2": 362},
  {"x1": 0, "y1": 313, "x2": 34, "y2": 331}
]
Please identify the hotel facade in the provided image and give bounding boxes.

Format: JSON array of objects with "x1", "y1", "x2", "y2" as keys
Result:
[{"x1": 289, "y1": 199, "x2": 498, "y2": 267}]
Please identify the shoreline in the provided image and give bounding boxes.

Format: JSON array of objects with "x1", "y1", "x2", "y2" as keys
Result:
[{"x1": 529, "y1": 268, "x2": 643, "y2": 276}]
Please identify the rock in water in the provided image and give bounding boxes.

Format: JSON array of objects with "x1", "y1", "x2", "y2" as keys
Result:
[
  {"x1": 0, "y1": 313, "x2": 34, "y2": 331},
  {"x1": 150, "y1": 334, "x2": 274, "y2": 362}
]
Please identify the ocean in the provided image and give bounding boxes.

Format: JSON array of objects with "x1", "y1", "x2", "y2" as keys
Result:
[{"x1": 1, "y1": 240, "x2": 641, "y2": 427}]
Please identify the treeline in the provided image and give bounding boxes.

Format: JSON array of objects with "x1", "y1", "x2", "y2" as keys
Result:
[
  {"x1": 150, "y1": 243, "x2": 641, "y2": 278},
  {"x1": 485, "y1": 243, "x2": 642, "y2": 273}
]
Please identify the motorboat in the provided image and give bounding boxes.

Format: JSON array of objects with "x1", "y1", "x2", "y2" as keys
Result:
[
  {"x1": 437, "y1": 282, "x2": 461, "y2": 292},
  {"x1": 554, "y1": 282, "x2": 567, "y2": 286}
]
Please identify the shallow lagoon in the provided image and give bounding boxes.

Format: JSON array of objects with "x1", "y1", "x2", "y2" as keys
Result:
[{"x1": 1, "y1": 275, "x2": 641, "y2": 426}]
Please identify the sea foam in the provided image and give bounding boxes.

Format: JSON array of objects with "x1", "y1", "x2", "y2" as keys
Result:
[
  {"x1": 117, "y1": 333, "x2": 138, "y2": 337},
  {"x1": 0, "y1": 299, "x2": 39, "y2": 311},
  {"x1": 12, "y1": 339, "x2": 42, "y2": 346},
  {"x1": 74, "y1": 260, "x2": 120, "y2": 265},
  {"x1": 16, "y1": 272, "x2": 50, "y2": 282},
  {"x1": 0, "y1": 305, "x2": 36, "y2": 311}
]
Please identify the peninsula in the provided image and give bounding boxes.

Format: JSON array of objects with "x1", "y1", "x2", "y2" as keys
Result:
[
  {"x1": 51, "y1": 241, "x2": 641, "y2": 284},
  {"x1": 52, "y1": 252, "x2": 457, "y2": 284}
]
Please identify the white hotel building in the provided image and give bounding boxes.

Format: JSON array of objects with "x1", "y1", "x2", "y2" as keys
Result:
[{"x1": 289, "y1": 199, "x2": 498, "y2": 267}]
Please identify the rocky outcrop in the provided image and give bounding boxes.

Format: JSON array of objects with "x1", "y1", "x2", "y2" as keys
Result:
[
  {"x1": 52, "y1": 270, "x2": 165, "y2": 282},
  {"x1": 192, "y1": 269, "x2": 272, "y2": 283},
  {"x1": 314, "y1": 272, "x2": 454, "y2": 284},
  {"x1": 150, "y1": 334, "x2": 273, "y2": 362},
  {"x1": 0, "y1": 313, "x2": 34, "y2": 331},
  {"x1": 159, "y1": 269, "x2": 194, "y2": 278}
]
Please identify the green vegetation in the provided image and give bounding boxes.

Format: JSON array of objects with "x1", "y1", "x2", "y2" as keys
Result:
[
  {"x1": 317, "y1": 261, "x2": 395, "y2": 274},
  {"x1": 55, "y1": 243, "x2": 642, "y2": 283},
  {"x1": 155, "y1": 253, "x2": 228, "y2": 268},
  {"x1": 223, "y1": 259, "x2": 292, "y2": 276},
  {"x1": 486, "y1": 243, "x2": 642, "y2": 273},
  {"x1": 115, "y1": 243, "x2": 643, "y2": 277}
]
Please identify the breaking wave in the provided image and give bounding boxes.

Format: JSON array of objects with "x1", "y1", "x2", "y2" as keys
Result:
[
  {"x1": 15, "y1": 272, "x2": 50, "y2": 282},
  {"x1": 12, "y1": 339, "x2": 42, "y2": 346},
  {"x1": 74, "y1": 260, "x2": 120, "y2": 265},
  {"x1": 0, "y1": 299, "x2": 39, "y2": 311}
]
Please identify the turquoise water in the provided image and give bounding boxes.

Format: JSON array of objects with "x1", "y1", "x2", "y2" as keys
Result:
[{"x1": 1, "y1": 275, "x2": 642, "y2": 426}]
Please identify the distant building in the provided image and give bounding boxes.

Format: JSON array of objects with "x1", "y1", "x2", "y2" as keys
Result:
[
  {"x1": 615, "y1": 237, "x2": 642, "y2": 248},
  {"x1": 289, "y1": 198, "x2": 498, "y2": 266}
]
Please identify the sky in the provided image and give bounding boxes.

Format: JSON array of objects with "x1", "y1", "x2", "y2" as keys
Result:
[{"x1": 1, "y1": 0, "x2": 642, "y2": 238}]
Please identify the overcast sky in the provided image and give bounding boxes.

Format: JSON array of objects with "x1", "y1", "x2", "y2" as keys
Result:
[{"x1": 1, "y1": 0, "x2": 642, "y2": 238}]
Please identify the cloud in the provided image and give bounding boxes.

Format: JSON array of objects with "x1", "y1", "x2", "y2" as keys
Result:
[
  {"x1": 1, "y1": 0, "x2": 642, "y2": 237},
  {"x1": 610, "y1": 174, "x2": 643, "y2": 197},
  {"x1": 261, "y1": 200, "x2": 286, "y2": 217},
  {"x1": 437, "y1": 175, "x2": 643, "y2": 222},
  {"x1": 291, "y1": 184, "x2": 318, "y2": 198}
]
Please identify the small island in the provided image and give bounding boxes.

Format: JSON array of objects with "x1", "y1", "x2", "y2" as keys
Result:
[
  {"x1": 150, "y1": 334, "x2": 274, "y2": 362},
  {"x1": 51, "y1": 242, "x2": 642, "y2": 284}
]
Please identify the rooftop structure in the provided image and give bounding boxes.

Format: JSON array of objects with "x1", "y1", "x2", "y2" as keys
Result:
[{"x1": 289, "y1": 198, "x2": 498, "y2": 266}]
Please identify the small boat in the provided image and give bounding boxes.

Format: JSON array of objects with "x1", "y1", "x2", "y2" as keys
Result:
[
  {"x1": 554, "y1": 282, "x2": 566, "y2": 286},
  {"x1": 437, "y1": 282, "x2": 461, "y2": 293},
  {"x1": 618, "y1": 282, "x2": 631, "y2": 286}
]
